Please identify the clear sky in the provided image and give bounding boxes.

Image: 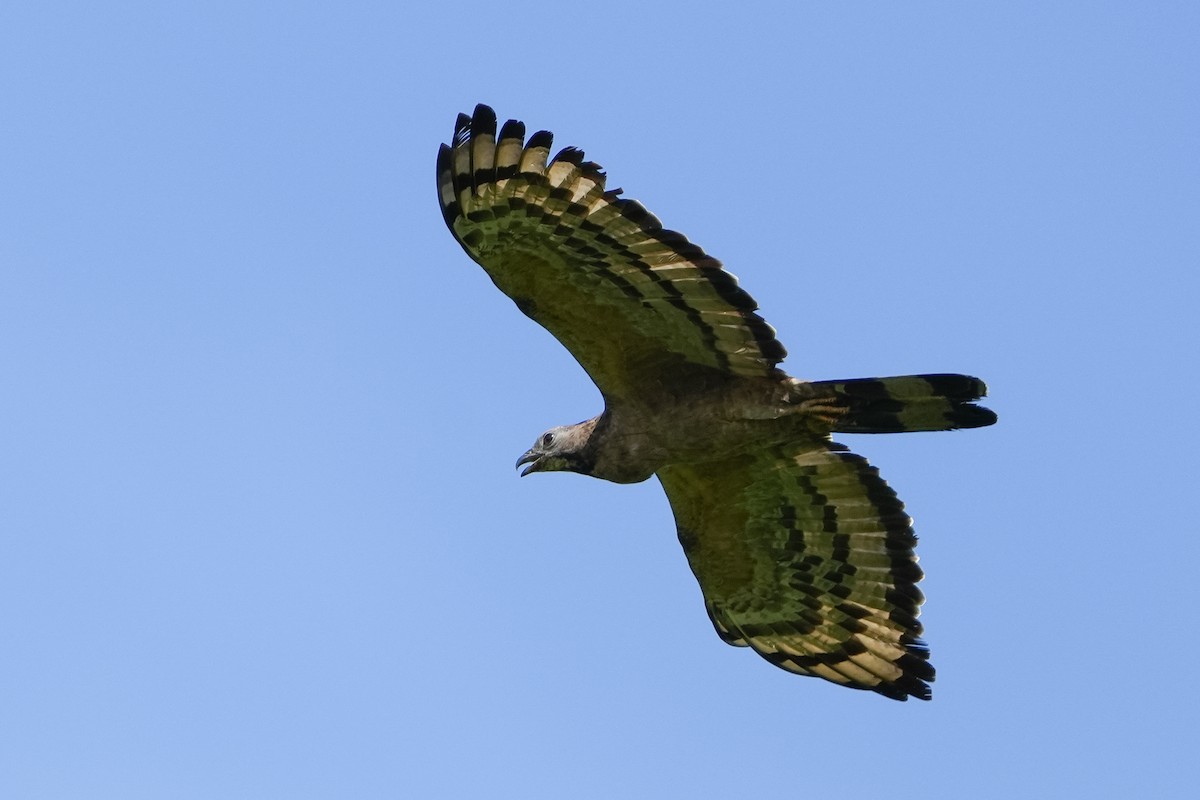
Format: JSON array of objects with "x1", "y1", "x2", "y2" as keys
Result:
[{"x1": 3, "y1": 2, "x2": 1198, "y2": 798}]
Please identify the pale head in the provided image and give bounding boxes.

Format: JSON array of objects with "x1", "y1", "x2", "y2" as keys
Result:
[{"x1": 515, "y1": 422, "x2": 597, "y2": 477}]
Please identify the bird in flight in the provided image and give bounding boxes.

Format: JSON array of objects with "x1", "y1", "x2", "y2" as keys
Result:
[{"x1": 437, "y1": 104, "x2": 996, "y2": 700}]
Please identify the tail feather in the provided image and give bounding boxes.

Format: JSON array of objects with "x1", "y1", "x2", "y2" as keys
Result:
[{"x1": 816, "y1": 374, "x2": 997, "y2": 434}]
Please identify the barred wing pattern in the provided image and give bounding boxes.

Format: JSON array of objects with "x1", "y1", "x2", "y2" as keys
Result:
[
  {"x1": 437, "y1": 104, "x2": 785, "y2": 401},
  {"x1": 436, "y1": 105, "x2": 988, "y2": 701},
  {"x1": 658, "y1": 443, "x2": 934, "y2": 700}
]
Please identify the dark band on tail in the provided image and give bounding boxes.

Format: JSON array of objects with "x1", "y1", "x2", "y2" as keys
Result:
[{"x1": 819, "y1": 374, "x2": 997, "y2": 434}]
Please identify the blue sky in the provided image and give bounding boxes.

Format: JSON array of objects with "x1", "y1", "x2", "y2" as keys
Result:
[{"x1": 3, "y1": 2, "x2": 1198, "y2": 797}]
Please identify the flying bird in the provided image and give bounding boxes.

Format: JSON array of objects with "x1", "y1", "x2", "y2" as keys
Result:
[{"x1": 437, "y1": 104, "x2": 996, "y2": 701}]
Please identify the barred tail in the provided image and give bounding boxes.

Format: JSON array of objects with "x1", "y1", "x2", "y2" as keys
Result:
[{"x1": 816, "y1": 374, "x2": 997, "y2": 434}]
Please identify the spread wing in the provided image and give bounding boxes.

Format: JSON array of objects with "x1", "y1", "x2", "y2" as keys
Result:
[
  {"x1": 657, "y1": 443, "x2": 935, "y2": 701},
  {"x1": 437, "y1": 104, "x2": 786, "y2": 403}
]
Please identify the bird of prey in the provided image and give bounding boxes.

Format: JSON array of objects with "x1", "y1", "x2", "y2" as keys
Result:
[{"x1": 437, "y1": 104, "x2": 995, "y2": 701}]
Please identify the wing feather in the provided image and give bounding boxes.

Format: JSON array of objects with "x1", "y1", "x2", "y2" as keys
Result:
[
  {"x1": 657, "y1": 442, "x2": 935, "y2": 701},
  {"x1": 438, "y1": 104, "x2": 787, "y2": 401}
]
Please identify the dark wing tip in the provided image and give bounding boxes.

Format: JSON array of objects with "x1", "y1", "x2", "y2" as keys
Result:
[
  {"x1": 526, "y1": 129, "x2": 554, "y2": 151},
  {"x1": 883, "y1": 652, "x2": 936, "y2": 701},
  {"x1": 498, "y1": 118, "x2": 525, "y2": 142},
  {"x1": 874, "y1": 674, "x2": 934, "y2": 702},
  {"x1": 552, "y1": 146, "x2": 585, "y2": 165},
  {"x1": 470, "y1": 103, "x2": 497, "y2": 138},
  {"x1": 494, "y1": 118, "x2": 527, "y2": 181}
]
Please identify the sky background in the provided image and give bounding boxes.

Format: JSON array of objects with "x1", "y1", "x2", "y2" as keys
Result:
[{"x1": 3, "y1": 2, "x2": 1198, "y2": 797}]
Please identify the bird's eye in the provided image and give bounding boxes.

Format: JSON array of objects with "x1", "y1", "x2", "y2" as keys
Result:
[{"x1": 541, "y1": 432, "x2": 555, "y2": 448}]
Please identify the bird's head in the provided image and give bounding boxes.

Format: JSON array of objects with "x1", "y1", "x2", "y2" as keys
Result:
[{"x1": 515, "y1": 423, "x2": 596, "y2": 477}]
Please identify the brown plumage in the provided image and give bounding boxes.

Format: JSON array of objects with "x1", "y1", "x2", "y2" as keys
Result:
[{"x1": 438, "y1": 104, "x2": 996, "y2": 700}]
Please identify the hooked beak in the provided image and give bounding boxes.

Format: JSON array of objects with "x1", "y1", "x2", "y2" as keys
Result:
[{"x1": 515, "y1": 449, "x2": 543, "y2": 477}]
